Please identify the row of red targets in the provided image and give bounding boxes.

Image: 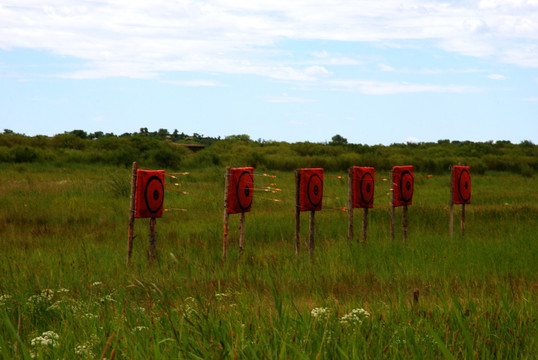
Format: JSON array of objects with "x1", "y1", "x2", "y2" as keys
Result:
[{"x1": 132, "y1": 165, "x2": 471, "y2": 218}]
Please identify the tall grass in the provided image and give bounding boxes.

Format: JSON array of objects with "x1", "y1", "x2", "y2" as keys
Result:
[{"x1": 0, "y1": 163, "x2": 536, "y2": 358}]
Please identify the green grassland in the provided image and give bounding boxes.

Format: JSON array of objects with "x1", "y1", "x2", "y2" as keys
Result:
[{"x1": 0, "y1": 158, "x2": 537, "y2": 358}]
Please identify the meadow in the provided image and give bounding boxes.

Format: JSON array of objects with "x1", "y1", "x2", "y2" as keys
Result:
[{"x1": 0, "y1": 161, "x2": 536, "y2": 359}]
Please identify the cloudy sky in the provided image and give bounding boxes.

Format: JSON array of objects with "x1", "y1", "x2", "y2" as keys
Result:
[{"x1": 1, "y1": 0, "x2": 537, "y2": 144}]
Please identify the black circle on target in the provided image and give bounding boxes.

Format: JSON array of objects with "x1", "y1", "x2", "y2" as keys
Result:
[
  {"x1": 307, "y1": 173, "x2": 323, "y2": 207},
  {"x1": 236, "y1": 171, "x2": 254, "y2": 211},
  {"x1": 360, "y1": 172, "x2": 374, "y2": 205},
  {"x1": 457, "y1": 168, "x2": 471, "y2": 202},
  {"x1": 400, "y1": 170, "x2": 414, "y2": 203},
  {"x1": 144, "y1": 176, "x2": 164, "y2": 214}
]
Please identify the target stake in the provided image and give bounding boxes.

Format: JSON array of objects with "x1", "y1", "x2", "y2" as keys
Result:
[
  {"x1": 309, "y1": 210, "x2": 315, "y2": 256},
  {"x1": 295, "y1": 170, "x2": 301, "y2": 255},
  {"x1": 362, "y1": 208, "x2": 368, "y2": 243},
  {"x1": 449, "y1": 167, "x2": 454, "y2": 238},
  {"x1": 390, "y1": 170, "x2": 395, "y2": 243},
  {"x1": 402, "y1": 204, "x2": 408, "y2": 245},
  {"x1": 127, "y1": 161, "x2": 138, "y2": 265},
  {"x1": 223, "y1": 167, "x2": 230, "y2": 259},
  {"x1": 461, "y1": 203, "x2": 465, "y2": 236},
  {"x1": 148, "y1": 217, "x2": 157, "y2": 261},
  {"x1": 347, "y1": 168, "x2": 354, "y2": 242},
  {"x1": 239, "y1": 212, "x2": 245, "y2": 253}
]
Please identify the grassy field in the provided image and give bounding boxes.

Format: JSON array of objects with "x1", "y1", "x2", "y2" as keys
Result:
[{"x1": 0, "y1": 163, "x2": 536, "y2": 359}]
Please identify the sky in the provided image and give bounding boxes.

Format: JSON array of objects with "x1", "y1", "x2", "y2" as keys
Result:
[{"x1": 0, "y1": 0, "x2": 537, "y2": 145}]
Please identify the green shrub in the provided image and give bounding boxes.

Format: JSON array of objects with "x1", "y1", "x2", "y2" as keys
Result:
[{"x1": 10, "y1": 146, "x2": 38, "y2": 162}]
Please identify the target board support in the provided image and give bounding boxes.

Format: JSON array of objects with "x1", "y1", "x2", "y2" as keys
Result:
[
  {"x1": 149, "y1": 217, "x2": 157, "y2": 261},
  {"x1": 223, "y1": 167, "x2": 230, "y2": 259},
  {"x1": 450, "y1": 165, "x2": 470, "y2": 237},
  {"x1": 349, "y1": 166, "x2": 375, "y2": 243},
  {"x1": 127, "y1": 161, "x2": 138, "y2": 265},
  {"x1": 347, "y1": 168, "x2": 354, "y2": 242},
  {"x1": 391, "y1": 165, "x2": 414, "y2": 244},
  {"x1": 223, "y1": 166, "x2": 254, "y2": 259},
  {"x1": 295, "y1": 168, "x2": 324, "y2": 256},
  {"x1": 295, "y1": 171, "x2": 301, "y2": 255}
]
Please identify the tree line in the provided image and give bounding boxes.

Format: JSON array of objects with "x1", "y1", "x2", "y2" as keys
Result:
[{"x1": 1, "y1": 129, "x2": 535, "y2": 177}]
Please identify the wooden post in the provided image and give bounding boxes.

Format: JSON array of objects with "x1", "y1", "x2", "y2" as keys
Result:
[
  {"x1": 223, "y1": 167, "x2": 230, "y2": 259},
  {"x1": 295, "y1": 170, "x2": 301, "y2": 256},
  {"x1": 148, "y1": 217, "x2": 157, "y2": 260},
  {"x1": 126, "y1": 161, "x2": 138, "y2": 265},
  {"x1": 239, "y1": 212, "x2": 245, "y2": 253},
  {"x1": 449, "y1": 167, "x2": 454, "y2": 238},
  {"x1": 347, "y1": 168, "x2": 354, "y2": 242},
  {"x1": 362, "y1": 208, "x2": 368, "y2": 243},
  {"x1": 309, "y1": 210, "x2": 315, "y2": 256},
  {"x1": 390, "y1": 170, "x2": 395, "y2": 242},
  {"x1": 461, "y1": 203, "x2": 465, "y2": 236},
  {"x1": 402, "y1": 204, "x2": 408, "y2": 245}
]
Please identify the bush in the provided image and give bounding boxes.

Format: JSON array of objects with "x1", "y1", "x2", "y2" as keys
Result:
[{"x1": 10, "y1": 146, "x2": 38, "y2": 162}]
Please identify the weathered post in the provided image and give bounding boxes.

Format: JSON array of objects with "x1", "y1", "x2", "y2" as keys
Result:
[
  {"x1": 126, "y1": 161, "x2": 138, "y2": 265},
  {"x1": 347, "y1": 168, "x2": 354, "y2": 242},
  {"x1": 295, "y1": 170, "x2": 301, "y2": 255},
  {"x1": 223, "y1": 167, "x2": 230, "y2": 259},
  {"x1": 148, "y1": 217, "x2": 157, "y2": 260}
]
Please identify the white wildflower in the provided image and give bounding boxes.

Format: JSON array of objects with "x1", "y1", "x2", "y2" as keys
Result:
[
  {"x1": 215, "y1": 292, "x2": 229, "y2": 301},
  {"x1": 75, "y1": 344, "x2": 95, "y2": 359},
  {"x1": 311, "y1": 307, "x2": 331, "y2": 321},
  {"x1": 131, "y1": 326, "x2": 149, "y2": 333},
  {"x1": 40, "y1": 289, "x2": 55, "y2": 299},
  {"x1": 0, "y1": 294, "x2": 12, "y2": 307},
  {"x1": 27, "y1": 294, "x2": 51, "y2": 308},
  {"x1": 339, "y1": 308, "x2": 370, "y2": 326},
  {"x1": 57, "y1": 288, "x2": 70, "y2": 294},
  {"x1": 91, "y1": 282, "x2": 102, "y2": 287},
  {"x1": 183, "y1": 304, "x2": 197, "y2": 318},
  {"x1": 30, "y1": 331, "x2": 59, "y2": 348},
  {"x1": 82, "y1": 313, "x2": 98, "y2": 320}
]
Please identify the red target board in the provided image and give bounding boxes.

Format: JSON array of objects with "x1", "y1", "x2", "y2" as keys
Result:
[
  {"x1": 135, "y1": 170, "x2": 165, "y2": 218},
  {"x1": 392, "y1": 165, "x2": 414, "y2": 207},
  {"x1": 298, "y1": 168, "x2": 324, "y2": 212},
  {"x1": 352, "y1": 167, "x2": 375, "y2": 208},
  {"x1": 227, "y1": 167, "x2": 254, "y2": 214},
  {"x1": 452, "y1": 166, "x2": 471, "y2": 204}
]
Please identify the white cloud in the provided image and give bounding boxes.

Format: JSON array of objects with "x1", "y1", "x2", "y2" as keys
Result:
[
  {"x1": 328, "y1": 80, "x2": 482, "y2": 94},
  {"x1": 162, "y1": 80, "x2": 223, "y2": 87},
  {"x1": 523, "y1": 97, "x2": 538, "y2": 102},
  {"x1": 378, "y1": 64, "x2": 395, "y2": 72},
  {"x1": 489, "y1": 74, "x2": 506, "y2": 80},
  {"x1": 406, "y1": 136, "x2": 419, "y2": 143},
  {"x1": 0, "y1": 0, "x2": 537, "y2": 81},
  {"x1": 262, "y1": 94, "x2": 315, "y2": 103}
]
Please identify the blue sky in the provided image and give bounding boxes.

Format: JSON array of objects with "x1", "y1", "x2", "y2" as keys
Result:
[{"x1": 1, "y1": 0, "x2": 537, "y2": 144}]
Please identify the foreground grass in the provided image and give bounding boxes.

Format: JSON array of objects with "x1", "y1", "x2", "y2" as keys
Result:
[{"x1": 0, "y1": 163, "x2": 536, "y2": 358}]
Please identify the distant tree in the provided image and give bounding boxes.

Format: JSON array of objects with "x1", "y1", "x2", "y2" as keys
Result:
[
  {"x1": 89, "y1": 131, "x2": 104, "y2": 140},
  {"x1": 69, "y1": 130, "x2": 88, "y2": 139},
  {"x1": 225, "y1": 134, "x2": 251, "y2": 142},
  {"x1": 330, "y1": 134, "x2": 348, "y2": 145},
  {"x1": 157, "y1": 128, "x2": 170, "y2": 139}
]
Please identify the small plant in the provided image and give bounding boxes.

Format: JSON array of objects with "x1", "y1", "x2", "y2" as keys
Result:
[{"x1": 107, "y1": 173, "x2": 130, "y2": 197}]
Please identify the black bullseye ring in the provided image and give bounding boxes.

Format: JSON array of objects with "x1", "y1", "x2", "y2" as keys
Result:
[
  {"x1": 458, "y1": 168, "x2": 471, "y2": 202},
  {"x1": 236, "y1": 171, "x2": 254, "y2": 211},
  {"x1": 400, "y1": 170, "x2": 414, "y2": 203},
  {"x1": 307, "y1": 173, "x2": 323, "y2": 207},
  {"x1": 360, "y1": 172, "x2": 374, "y2": 205},
  {"x1": 144, "y1": 176, "x2": 164, "y2": 214}
]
